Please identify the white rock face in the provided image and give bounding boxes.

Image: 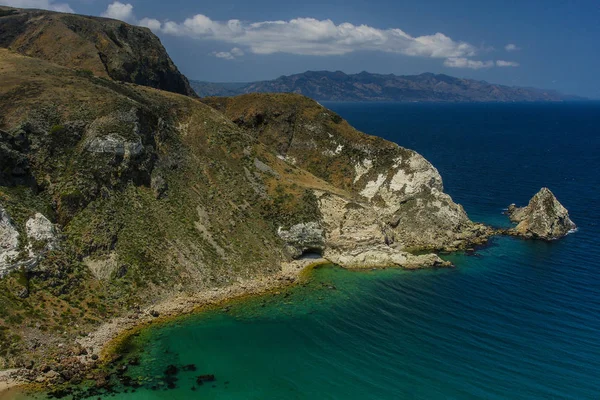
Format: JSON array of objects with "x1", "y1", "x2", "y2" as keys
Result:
[
  {"x1": 360, "y1": 174, "x2": 387, "y2": 200},
  {"x1": 0, "y1": 206, "x2": 20, "y2": 277},
  {"x1": 86, "y1": 135, "x2": 143, "y2": 157},
  {"x1": 314, "y1": 191, "x2": 450, "y2": 269},
  {"x1": 0, "y1": 208, "x2": 59, "y2": 279},
  {"x1": 353, "y1": 159, "x2": 373, "y2": 183},
  {"x1": 387, "y1": 155, "x2": 442, "y2": 196},
  {"x1": 84, "y1": 110, "x2": 144, "y2": 157},
  {"x1": 358, "y1": 152, "x2": 443, "y2": 208},
  {"x1": 323, "y1": 144, "x2": 344, "y2": 157},
  {"x1": 25, "y1": 213, "x2": 58, "y2": 257},
  {"x1": 277, "y1": 222, "x2": 325, "y2": 258},
  {"x1": 350, "y1": 146, "x2": 483, "y2": 251}
]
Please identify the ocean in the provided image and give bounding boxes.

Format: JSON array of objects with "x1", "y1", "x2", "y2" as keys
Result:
[{"x1": 21, "y1": 102, "x2": 600, "y2": 399}]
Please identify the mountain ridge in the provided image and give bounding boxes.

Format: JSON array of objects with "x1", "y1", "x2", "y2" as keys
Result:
[{"x1": 191, "y1": 70, "x2": 584, "y2": 102}]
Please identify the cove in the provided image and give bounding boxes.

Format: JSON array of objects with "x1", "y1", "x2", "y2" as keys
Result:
[
  {"x1": 17, "y1": 102, "x2": 600, "y2": 400},
  {"x1": 28, "y1": 232, "x2": 600, "y2": 399}
]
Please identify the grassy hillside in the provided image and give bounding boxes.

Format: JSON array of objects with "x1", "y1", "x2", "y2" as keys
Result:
[
  {"x1": 0, "y1": 49, "x2": 338, "y2": 368},
  {"x1": 0, "y1": 44, "x2": 488, "y2": 374}
]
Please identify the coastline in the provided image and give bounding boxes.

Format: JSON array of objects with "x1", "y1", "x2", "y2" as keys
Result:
[
  {"x1": 0, "y1": 235, "x2": 498, "y2": 396},
  {"x1": 0, "y1": 258, "x2": 330, "y2": 397},
  {"x1": 0, "y1": 370, "x2": 22, "y2": 399},
  {"x1": 0, "y1": 212, "x2": 563, "y2": 396},
  {"x1": 0, "y1": 236, "x2": 494, "y2": 396},
  {"x1": 85, "y1": 258, "x2": 329, "y2": 362}
]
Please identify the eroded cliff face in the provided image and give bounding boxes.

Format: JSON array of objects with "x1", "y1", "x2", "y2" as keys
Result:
[
  {"x1": 0, "y1": 6, "x2": 196, "y2": 97},
  {"x1": 507, "y1": 188, "x2": 576, "y2": 240},
  {"x1": 0, "y1": 206, "x2": 20, "y2": 276},
  {"x1": 205, "y1": 94, "x2": 491, "y2": 258},
  {"x1": 0, "y1": 206, "x2": 58, "y2": 278}
]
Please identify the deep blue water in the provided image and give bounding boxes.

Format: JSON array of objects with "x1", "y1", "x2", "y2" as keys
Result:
[
  {"x1": 24, "y1": 102, "x2": 600, "y2": 400},
  {"x1": 325, "y1": 102, "x2": 600, "y2": 228}
]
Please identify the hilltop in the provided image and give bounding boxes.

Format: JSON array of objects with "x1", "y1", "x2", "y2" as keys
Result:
[
  {"x1": 0, "y1": 6, "x2": 195, "y2": 96},
  {"x1": 191, "y1": 71, "x2": 582, "y2": 102}
]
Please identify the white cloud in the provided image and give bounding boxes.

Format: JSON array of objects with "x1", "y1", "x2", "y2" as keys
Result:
[
  {"x1": 505, "y1": 43, "x2": 520, "y2": 52},
  {"x1": 444, "y1": 57, "x2": 494, "y2": 69},
  {"x1": 141, "y1": 13, "x2": 477, "y2": 59},
  {"x1": 124, "y1": 5, "x2": 522, "y2": 69},
  {"x1": 213, "y1": 51, "x2": 235, "y2": 60},
  {"x1": 496, "y1": 60, "x2": 519, "y2": 67},
  {"x1": 101, "y1": 1, "x2": 134, "y2": 22},
  {"x1": 230, "y1": 47, "x2": 244, "y2": 57},
  {"x1": 138, "y1": 17, "x2": 162, "y2": 31},
  {"x1": 211, "y1": 47, "x2": 245, "y2": 60},
  {"x1": 2, "y1": 0, "x2": 73, "y2": 13}
]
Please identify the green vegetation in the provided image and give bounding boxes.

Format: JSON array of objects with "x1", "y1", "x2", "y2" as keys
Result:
[{"x1": 0, "y1": 43, "x2": 459, "y2": 371}]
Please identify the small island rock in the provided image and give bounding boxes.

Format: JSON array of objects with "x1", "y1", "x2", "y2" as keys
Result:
[{"x1": 506, "y1": 187, "x2": 576, "y2": 240}]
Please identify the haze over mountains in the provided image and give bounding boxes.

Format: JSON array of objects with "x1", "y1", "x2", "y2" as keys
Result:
[{"x1": 191, "y1": 71, "x2": 583, "y2": 102}]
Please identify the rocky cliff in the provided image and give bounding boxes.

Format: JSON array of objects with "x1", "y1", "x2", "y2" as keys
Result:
[
  {"x1": 507, "y1": 188, "x2": 576, "y2": 239},
  {"x1": 0, "y1": 43, "x2": 497, "y2": 370},
  {"x1": 0, "y1": 6, "x2": 195, "y2": 97},
  {"x1": 1, "y1": 2, "x2": 540, "y2": 378},
  {"x1": 0, "y1": 46, "x2": 493, "y2": 371},
  {"x1": 204, "y1": 94, "x2": 491, "y2": 259}
]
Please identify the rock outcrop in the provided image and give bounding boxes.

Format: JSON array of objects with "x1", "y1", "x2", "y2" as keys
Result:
[
  {"x1": 0, "y1": 206, "x2": 58, "y2": 278},
  {"x1": 25, "y1": 213, "x2": 59, "y2": 257},
  {"x1": 0, "y1": 6, "x2": 196, "y2": 97},
  {"x1": 314, "y1": 191, "x2": 453, "y2": 269},
  {"x1": 507, "y1": 188, "x2": 576, "y2": 240},
  {"x1": 0, "y1": 205, "x2": 20, "y2": 277},
  {"x1": 205, "y1": 94, "x2": 492, "y2": 253},
  {"x1": 277, "y1": 222, "x2": 325, "y2": 258}
]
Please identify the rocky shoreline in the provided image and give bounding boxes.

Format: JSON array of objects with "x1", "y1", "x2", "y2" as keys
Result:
[
  {"x1": 0, "y1": 224, "x2": 572, "y2": 397},
  {"x1": 0, "y1": 258, "x2": 330, "y2": 396},
  {"x1": 0, "y1": 250, "x2": 475, "y2": 397},
  {"x1": 0, "y1": 370, "x2": 21, "y2": 398}
]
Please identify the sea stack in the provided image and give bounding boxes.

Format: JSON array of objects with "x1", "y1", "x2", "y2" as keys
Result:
[{"x1": 506, "y1": 187, "x2": 576, "y2": 240}]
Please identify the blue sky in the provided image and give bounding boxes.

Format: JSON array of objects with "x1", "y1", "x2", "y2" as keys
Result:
[{"x1": 3, "y1": 0, "x2": 600, "y2": 98}]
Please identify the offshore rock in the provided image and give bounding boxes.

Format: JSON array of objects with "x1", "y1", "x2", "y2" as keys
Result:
[{"x1": 507, "y1": 187, "x2": 576, "y2": 240}]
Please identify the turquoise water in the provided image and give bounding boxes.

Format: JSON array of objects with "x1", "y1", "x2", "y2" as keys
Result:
[{"x1": 28, "y1": 103, "x2": 600, "y2": 399}]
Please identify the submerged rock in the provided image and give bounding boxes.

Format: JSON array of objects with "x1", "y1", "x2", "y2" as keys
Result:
[{"x1": 506, "y1": 187, "x2": 576, "y2": 240}]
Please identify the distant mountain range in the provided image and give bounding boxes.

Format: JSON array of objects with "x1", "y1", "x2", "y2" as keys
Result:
[{"x1": 191, "y1": 71, "x2": 583, "y2": 102}]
